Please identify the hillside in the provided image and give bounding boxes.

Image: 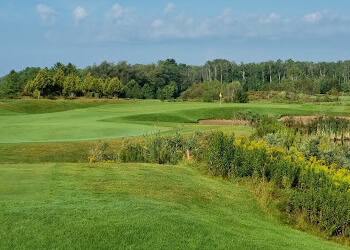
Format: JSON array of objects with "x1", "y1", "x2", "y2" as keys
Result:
[
  {"x1": 0, "y1": 163, "x2": 344, "y2": 249},
  {"x1": 1, "y1": 99, "x2": 349, "y2": 249}
]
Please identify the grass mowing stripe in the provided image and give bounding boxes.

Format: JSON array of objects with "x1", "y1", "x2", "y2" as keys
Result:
[
  {"x1": 0, "y1": 163, "x2": 344, "y2": 249},
  {"x1": 0, "y1": 99, "x2": 130, "y2": 115}
]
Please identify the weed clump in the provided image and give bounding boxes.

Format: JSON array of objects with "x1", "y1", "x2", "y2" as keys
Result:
[{"x1": 88, "y1": 141, "x2": 116, "y2": 163}]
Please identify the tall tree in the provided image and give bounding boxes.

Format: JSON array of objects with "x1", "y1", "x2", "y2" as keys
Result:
[
  {"x1": 105, "y1": 77, "x2": 124, "y2": 98},
  {"x1": 125, "y1": 80, "x2": 142, "y2": 99},
  {"x1": 82, "y1": 72, "x2": 95, "y2": 95},
  {"x1": 90, "y1": 78, "x2": 104, "y2": 98},
  {"x1": 0, "y1": 70, "x2": 20, "y2": 97},
  {"x1": 52, "y1": 69, "x2": 65, "y2": 95},
  {"x1": 63, "y1": 74, "x2": 80, "y2": 98},
  {"x1": 30, "y1": 68, "x2": 52, "y2": 98}
]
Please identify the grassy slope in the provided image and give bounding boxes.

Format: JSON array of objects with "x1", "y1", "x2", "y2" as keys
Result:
[
  {"x1": 0, "y1": 98, "x2": 124, "y2": 114},
  {"x1": 0, "y1": 99, "x2": 348, "y2": 248},
  {"x1": 1, "y1": 99, "x2": 350, "y2": 143},
  {"x1": 0, "y1": 163, "x2": 344, "y2": 249}
]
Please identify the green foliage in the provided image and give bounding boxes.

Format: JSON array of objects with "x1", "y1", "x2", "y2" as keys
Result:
[
  {"x1": 203, "y1": 80, "x2": 221, "y2": 102},
  {"x1": 161, "y1": 81, "x2": 178, "y2": 100},
  {"x1": 233, "y1": 88, "x2": 249, "y2": 103},
  {"x1": 27, "y1": 68, "x2": 53, "y2": 98},
  {"x1": 52, "y1": 69, "x2": 65, "y2": 95},
  {"x1": 146, "y1": 132, "x2": 185, "y2": 164},
  {"x1": 0, "y1": 70, "x2": 20, "y2": 97},
  {"x1": 125, "y1": 79, "x2": 143, "y2": 99},
  {"x1": 141, "y1": 83, "x2": 155, "y2": 99},
  {"x1": 90, "y1": 78, "x2": 104, "y2": 98},
  {"x1": 254, "y1": 115, "x2": 282, "y2": 138},
  {"x1": 180, "y1": 83, "x2": 205, "y2": 100},
  {"x1": 1, "y1": 67, "x2": 40, "y2": 98},
  {"x1": 119, "y1": 132, "x2": 190, "y2": 165},
  {"x1": 282, "y1": 116, "x2": 350, "y2": 141},
  {"x1": 203, "y1": 131, "x2": 235, "y2": 177},
  {"x1": 5, "y1": 58, "x2": 350, "y2": 100},
  {"x1": 304, "y1": 136, "x2": 321, "y2": 158},
  {"x1": 119, "y1": 139, "x2": 145, "y2": 162},
  {"x1": 264, "y1": 129, "x2": 300, "y2": 150},
  {"x1": 105, "y1": 77, "x2": 124, "y2": 98},
  {"x1": 82, "y1": 72, "x2": 95, "y2": 95},
  {"x1": 314, "y1": 94, "x2": 340, "y2": 103},
  {"x1": 63, "y1": 73, "x2": 80, "y2": 98},
  {"x1": 320, "y1": 78, "x2": 341, "y2": 94},
  {"x1": 88, "y1": 141, "x2": 115, "y2": 163},
  {"x1": 115, "y1": 126, "x2": 350, "y2": 240}
]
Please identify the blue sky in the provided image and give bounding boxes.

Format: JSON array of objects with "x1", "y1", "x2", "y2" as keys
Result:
[{"x1": 1, "y1": 0, "x2": 350, "y2": 76}]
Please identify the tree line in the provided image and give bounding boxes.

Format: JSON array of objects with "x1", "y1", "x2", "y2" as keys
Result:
[{"x1": 1, "y1": 59, "x2": 350, "y2": 101}]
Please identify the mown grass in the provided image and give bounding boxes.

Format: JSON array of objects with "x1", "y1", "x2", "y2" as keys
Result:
[
  {"x1": 0, "y1": 163, "x2": 344, "y2": 249},
  {"x1": 0, "y1": 98, "x2": 124, "y2": 114},
  {"x1": 1, "y1": 99, "x2": 350, "y2": 143}
]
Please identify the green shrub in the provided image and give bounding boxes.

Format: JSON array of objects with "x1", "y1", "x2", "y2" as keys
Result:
[
  {"x1": 146, "y1": 132, "x2": 186, "y2": 164},
  {"x1": 88, "y1": 141, "x2": 116, "y2": 163},
  {"x1": 119, "y1": 139, "x2": 145, "y2": 163},
  {"x1": 203, "y1": 131, "x2": 235, "y2": 177},
  {"x1": 118, "y1": 132, "x2": 202, "y2": 165}
]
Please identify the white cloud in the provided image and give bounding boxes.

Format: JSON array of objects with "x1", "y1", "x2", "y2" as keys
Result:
[
  {"x1": 99, "y1": 4, "x2": 136, "y2": 42},
  {"x1": 106, "y1": 3, "x2": 133, "y2": 22},
  {"x1": 164, "y1": 3, "x2": 175, "y2": 14},
  {"x1": 303, "y1": 12, "x2": 322, "y2": 22},
  {"x1": 219, "y1": 8, "x2": 233, "y2": 23},
  {"x1": 149, "y1": 9, "x2": 350, "y2": 41},
  {"x1": 36, "y1": 4, "x2": 56, "y2": 25},
  {"x1": 77, "y1": 4, "x2": 350, "y2": 44},
  {"x1": 260, "y1": 13, "x2": 280, "y2": 23},
  {"x1": 151, "y1": 14, "x2": 213, "y2": 39},
  {"x1": 73, "y1": 6, "x2": 88, "y2": 21}
]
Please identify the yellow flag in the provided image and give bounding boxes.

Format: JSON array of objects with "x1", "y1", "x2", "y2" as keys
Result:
[{"x1": 219, "y1": 92, "x2": 222, "y2": 98}]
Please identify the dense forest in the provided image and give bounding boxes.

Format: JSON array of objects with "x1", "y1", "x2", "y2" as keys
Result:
[{"x1": 1, "y1": 59, "x2": 350, "y2": 102}]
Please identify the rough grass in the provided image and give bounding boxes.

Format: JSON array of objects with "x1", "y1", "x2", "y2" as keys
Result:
[{"x1": 0, "y1": 163, "x2": 344, "y2": 249}]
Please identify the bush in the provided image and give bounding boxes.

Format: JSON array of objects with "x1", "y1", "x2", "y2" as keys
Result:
[
  {"x1": 203, "y1": 131, "x2": 235, "y2": 177},
  {"x1": 254, "y1": 115, "x2": 282, "y2": 138},
  {"x1": 145, "y1": 132, "x2": 186, "y2": 164},
  {"x1": 88, "y1": 141, "x2": 116, "y2": 163},
  {"x1": 233, "y1": 89, "x2": 248, "y2": 103},
  {"x1": 119, "y1": 139, "x2": 145, "y2": 163},
  {"x1": 118, "y1": 132, "x2": 203, "y2": 165}
]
